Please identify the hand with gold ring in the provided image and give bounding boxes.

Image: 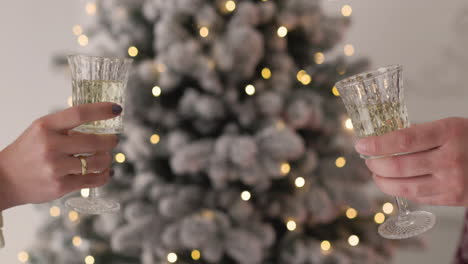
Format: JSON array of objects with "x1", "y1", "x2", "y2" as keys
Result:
[{"x1": 0, "y1": 102, "x2": 122, "y2": 211}]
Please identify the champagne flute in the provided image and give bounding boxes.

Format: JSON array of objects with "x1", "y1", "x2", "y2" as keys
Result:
[
  {"x1": 335, "y1": 65, "x2": 436, "y2": 239},
  {"x1": 65, "y1": 54, "x2": 132, "y2": 214}
]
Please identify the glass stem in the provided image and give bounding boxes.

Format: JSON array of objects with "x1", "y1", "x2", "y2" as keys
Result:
[
  {"x1": 89, "y1": 188, "x2": 99, "y2": 199},
  {"x1": 395, "y1": 196, "x2": 410, "y2": 220}
]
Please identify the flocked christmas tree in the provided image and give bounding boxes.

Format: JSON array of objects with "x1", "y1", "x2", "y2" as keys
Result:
[{"x1": 28, "y1": 0, "x2": 422, "y2": 263}]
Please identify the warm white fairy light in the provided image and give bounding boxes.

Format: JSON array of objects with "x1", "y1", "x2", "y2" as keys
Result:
[
  {"x1": 332, "y1": 86, "x2": 340, "y2": 96},
  {"x1": 383, "y1": 203, "x2": 394, "y2": 214},
  {"x1": 78, "y1": 34, "x2": 89, "y2": 46},
  {"x1": 191, "y1": 249, "x2": 201, "y2": 260},
  {"x1": 81, "y1": 188, "x2": 90, "y2": 198},
  {"x1": 345, "y1": 208, "x2": 358, "y2": 219},
  {"x1": 341, "y1": 5, "x2": 352, "y2": 17},
  {"x1": 348, "y1": 235, "x2": 360, "y2": 246},
  {"x1": 85, "y1": 255, "x2": 95, "y2": 264},
  {"x1": 199, "y1": 26, "x2": 209, "y2": 38},
  {"x1": 261, "y1": 67, "x2": 272, "y2": 79},
  {"x1": 72, "y1": 236, "x2": 82, "y2": 247},
  {"x1": 374, "y1": 212, "x2": 385, "y2": 224},
  {"x1": 72, "y1": 25, "x2": 83, "y2": 36},
  {"x1": 294, "y1": 177, "x2": 305, "y2": 188},
  {"x1": 152, "y1": 86, "x2": 162, "y2": 97},
  {"x1": 115, "y1": 153, "x2": 126, "y2": 163},
  {"x1": 245, "y1": 84, "x2": 256, "y2": 95},
  {"x1": 85, "y1": 2, "x2": 97, "y2": 15},
  {"x1": 280, "y1": 162, "x2": 291, "y2": 175},
  {"x1": 344, "y1": 44, "x2": 355, "y2": 56},
  {"x1": 18, "y1": 251, "x2": 29, "y2": 263},
  {"x1": 167, "y1": 252, "x2": 178, "y2": 263},
  {"x1": 345, "y1": 118, "x2": 353, "y2": 129},
  {"x1": 241, "y1": 191, "x2": 251, "y2": 201},
  {"x1": 150, "y1": 134, "x2": 160, "y2": 145},
  {"x1": 314, "y1": 52, "x2": 325, "y2": 64},
  {"x1": 225, "y1": 0, "x2": 236, "y2": 12},
  {"x1": 335, "y1": 157, "x2": 346, "y2": 168},
  {"x1": 277, "y1": 26, "x2": 288, "y2": 38},
  {"x1": 320, "y1": 240, "x2": 331, "y2": 251},
  {"x1": 128, "y1": 46, "x2": 139, "y2": 57},
  {"x1": 49, "y1": 206, "x2": 61, "y2": 217},
  {"x1": 286, "y1": 219, "x2": 297, "y2": 231},
  {"x1": 68, "y1": 210, "x2": 79, "y2": 222}
]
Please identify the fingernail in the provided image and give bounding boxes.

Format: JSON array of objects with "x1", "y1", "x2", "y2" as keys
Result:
[
  {"x1": 110, "y1": 169, "x2": 115, "y2": 177},
  {"x1": 355, "y1": 139, "x2": 367, "y2": 153},
  {"x1": 112, "y1": 105, "x2": 123, "y2": 115}
]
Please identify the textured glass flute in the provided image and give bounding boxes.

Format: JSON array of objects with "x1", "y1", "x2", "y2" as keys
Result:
[
  {"x1": 65, "y1": 55, "x2": 132, "y2": 214},
  {"x1": 335, "y1": 65, "x2": 435, "y2": 239}
]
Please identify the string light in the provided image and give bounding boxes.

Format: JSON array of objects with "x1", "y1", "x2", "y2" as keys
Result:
[
  {"x1": 335, "y1": 157, "x2": 346, "y2": 168},
  {"x1": 78, "y1": 34, "x2": 89, "y2": 46},
  {"x1": 67, "y1": 96, "x2": 73, "y2": 107},
  {"x1": 345, "y1": 118, "x2": 353, "y2": 129},
  {"x1": 191, "y1": 249, "x2": 201, "y2": 260},
  {"x1": 18, "y1": 251, "x2": 29, "y2": 263},
  {"x1": 276, "y1": 120, "x2": 286, "y2": 130},
  {"x1": 345, "y1": 208, "x2": 358, "y2": 219},
  {"x1": 199, "y1": 27, "x2": 209, "y2": 38},
  {"x1": 225, "y1": 0, "x2": 236, "y2": 12},
  {"x1": 85, "y1": 2, "x2": 97, "y2": 15},
  {"x1": 156, "y1": 63, "x2": 166, "y2": 73},
  {"x1": 280, "y1": 162, "x2": 291, "y2": 175},
  {"x1": 50, "y1": 206, "x2": 61, "y2": 217},
  {"x1": 348, "y1": 235, "x2": 360, "y2": 246},
  {"x1": 294, "y1": 177, "x2": 305, "y2": 188},
  {"x1": 115, "y1": 153, "x2": 126, "y2": 163},
  {"x1": 128, "y1": 46, "x2": 139, "y2": 57},
  {"x1": 72, "y1": 25, "x2": 83, "y2": 36},
  {"x1": 297, "y1": 70, "x2": 306, "y2": 81},
  {"x1": 241, "y1": 191, "x2": 251, "y2": 201},
  {"x1": 261, "y1": 67, "x2": 272, "y2": 79},
  {"x1": 286, "y1": 219, "x2": 297, "y2": 231},
  {"x1": 167, "y1": 252, "x2": 178, "y2": 263},
  {"x1": 374, "y1": 212, "x2": 385, "y2": 224},
  {"x1": 72, "y1": 236, "x2": 82, "y2": 247},
  {"x1": 320, "y1": 240, "x2": 331, "y2": 251},
  {"x1": 81, "y1": 188, "x2": 90, "y2": 198},
  {"x1": 383, "y1": 203, "x2": 394, "y2": 214},
  {"x1": 150, "y1": 134, "x2": 160, "y2": 145},
  {"x1": 314, "y1": 52, "x2": 325, "y2": 64},
  {"x1": 300, "y1": 74, "x2": 312, "y2": 85},
  {"x1": 277, "y1": 26, "x2": 288, "y2": 38},
  {"x1": 85, "y1": 255, "x2": 95, "y2": 264},
  {"x1": 152, "y1": 86, "x2": 162, "y2": 97},
  {"x1": 332, "y1": 86, "x2": 340, "y2": 96},
  {"x1": 341, "y1": 5, "x2": 352, "y2": 17},
  {"x1": 68, "y1": 210, "x2": 79, "y2": 222},
  {"x1": 344, "y1": 44, "x2": 355, "y2": 56},
  {"x1": 245, "y1": 84, "x2": 256, "y2": 96}
]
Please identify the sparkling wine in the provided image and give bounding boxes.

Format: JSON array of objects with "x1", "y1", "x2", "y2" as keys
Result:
[
  {"x1": 346, "y1": 101, "x2": 409, "y2": 137},
  {"x1": 72, "y1": 80, "x2": 125, "y2": 134}
]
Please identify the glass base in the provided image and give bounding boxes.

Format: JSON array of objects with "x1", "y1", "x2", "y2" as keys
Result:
[
  {"x1": 65, "y1": 197, "x2": 120, "y2": 214},
  {"x1": 378, "y1": 211, "x2": 436, "y2": 239},
  {"x1": 73, "y1": 126, "x2": 122, "y2": 135}
]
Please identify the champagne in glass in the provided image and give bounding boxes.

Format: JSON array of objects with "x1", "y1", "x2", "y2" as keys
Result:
[
  {"x1": 336, "y1": 65, "x2": 436, "y2": 239},
  {"x1": 65, "y1": 55, "x2": 132, "y2": 214}
]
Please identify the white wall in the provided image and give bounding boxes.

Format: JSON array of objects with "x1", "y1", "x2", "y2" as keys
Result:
[
  {"x1": 1, "y1": 0, "x2": 467, "y2": 263},
  {"x1": 0, "y1": 1, "x2": 80, "y2": 262}
]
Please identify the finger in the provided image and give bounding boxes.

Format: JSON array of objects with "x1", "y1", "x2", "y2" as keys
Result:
[
  {"x1": 355, "y1": 119, "x2": 448, "y2": 157},
  {"x1": 365, "y1": 149, "x2": 434, "y2": 178},
  {"x1": 372, "y1": 174, "x2": 442, "y2": 198},
  {"x1": 60, "y1": 152, "x2": 113, "y2": 175},
  {"x1": 62, "y1": 169, "x2": 111, "y2": 193},
  {"x1": 40, "y1": 102, "x2": 122, "y2": 132},
  {"x1": 61, "y1": 133, "x2": 119, "y2": 154}
]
